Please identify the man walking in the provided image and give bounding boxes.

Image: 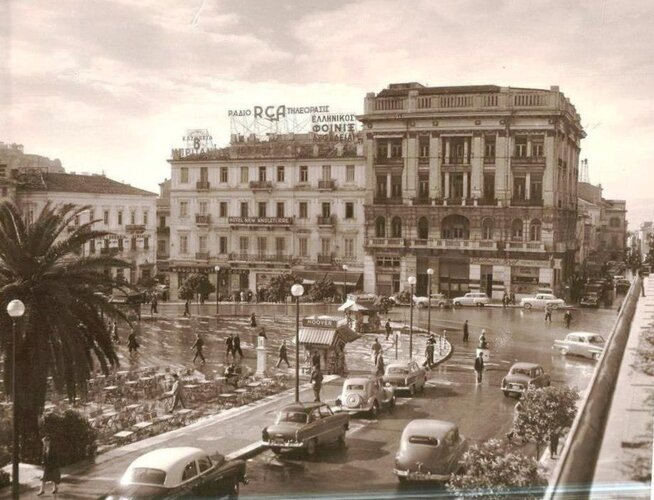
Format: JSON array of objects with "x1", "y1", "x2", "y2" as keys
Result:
[
  {"x1": 311, "y1": 350, "x2": 321, "y2": 369},
  {"x1": 385, "y1": 319, "x2": 392, "y2": 341},
  {"x1": 225, "y1": 334, "x2": 234, "y2": 361},
  {"x1": 545, "y1": 304, "x2": 553, "y2": 323},
  {"x1": 183, "y1": 299, "x2": 191, "y2": 318},
  {"x1": 310, "y1": 365, "x2": 323, "y2": 402},
  {"x1": 111, "y1": 320, "x2": 120, "y2": 344},
  {"x1": 250, "y1": 312, "x2": 257, "y2": 328},
  {"x1": 150, "y1": 295, "x2": 158, "y2": 317},
  {"x1": 423, "y1": 335, "x2": 435, "y2": 369},
  {"x1": 375, "y1": 352, "x2": 385, "y2": 377},
  {"x1": 233, "y1": 332, "x2": 244, "y2": 360},
  {"x1": 276, "y1": 339, "x2": 290, "y2": 368},
  {"x1": 550, "y1": 428, "x2": 561, "y2": 458},
  {"x1": 127, "y1": 327, "x2": 140, "y2": 356},
  {"x1": 474, "y1": 351, "x2": 484, "y2": 384},
  {"x1": 191, "y1": 333, "x2": 206, "y2": 364},
  {"x1": 462, "y1": 320, "x2": 469, "y2": 343},
  {"x1": 170, "y1": 374, "x2": 186, "y2": 411},
  {"x1": 371, "y1": 337, "x2": 382, "y2": 365},
  {"x1": 563, "y1": 310, "x2": 572, "y2": 328}
]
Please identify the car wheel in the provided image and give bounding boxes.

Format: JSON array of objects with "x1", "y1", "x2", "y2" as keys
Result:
[
  {"x1": 453, "y1": 301, "x2": 461, "y2": 308},
  {"x1": 476, "y1": 302, "x2": 484, "y2": 307},
  {"x1": 409, "y1": 384, "x2": 416, "y2": 396},
  {"x1": 228, "y1": 481, "x2": 240, "y2": 500},
  {"x1": 592, "y1": 352, "x2": 601, "y2": 361},
  {"x1": 370, "y1": 401, "x2": 380, "y2": 418},
  {"x1": 389, "y1": 396, "x2": 396, "y2": 410},
  {"x1": 523, "y1": 303, "x2": 532, "y2": 309},
  {"x1": 306, "y1": 438, "x2": 317, "y2": 457},
  {"x1": 271, "y1": 446, "x2": 282, "y2": 455},
  {"x1": 503, "y1": 390, "x2": 510, "y2": 397}
]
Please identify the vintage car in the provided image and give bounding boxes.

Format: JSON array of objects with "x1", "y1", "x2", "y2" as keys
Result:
[
  {"x1": 501, "y1": 362, "x2": 551, "y2": 397},
  {"x1": 393, "y1": 419, "x2": 466, "y2": 483},
  {"x1": 616, "y1": 279, "x2": 631, "y2": 294},
  {"x1": 554, "y1": 332, "x2": 605, "y2": 360},
  {"x1": 261, "y1": 402, "x2": 349, "y2": 456},
  {"x1": 102, "y1": 447, "x2": 247, "y2": 499},
  {"x1": 383, "y1": 360, "x2": 427, "y2": 395},
  {"x1": 520, "y1": 293, "x2": 566, "y2": 310},
  {"x1": 452, "y1": 292, "x2": 490, "y2": 307},
  {"x1": 414, "y1": 293, "x2": 453, "y2": 309},
  {"x1": 580, "y1": 292, "x2": 601, "y2": 308},
  {"x1": 335, "y1": 376, "x2": 396, "y2": 417}
]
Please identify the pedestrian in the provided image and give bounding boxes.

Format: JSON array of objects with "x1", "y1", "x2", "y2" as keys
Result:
[
  {"x1": 545, "y1": 304, "x2": 553, "y2": 323},
  {"x1": 36, "y1": 435, "x2": 60, "y2": 496},
  {"x1": 111, "y1": 320, "x2": 120, "y2": 344},
  {"x1": 258, "y1": 327, "x2": 267, "y2": 340},
  {"x1": 225, "y1": 334, "x2": 234, "y2": 361},
  {"x1": 385, "y1": 318, "x2": 392, "y2": 341},
  {"x1": 502, "y1": 292, "x2": 508, "y2": 308},
  {"x1": 375, "y1": 352, "x2": 385, "y2": 377},
  {"x1": 462, "y1": 320, "x2": 469, "y2": 343},
  {"x1": 240, "y1": 290, "x2": 246, "y2": 303},
  {"x1": 170, "y1": 373, "x2": 186, "y2": 411},
  {"x1": 640, "y1": 270, "x2": 646, "y2": 297},
  {"x1": 224, "y1": 363, "x2": 240, "y2": 387},
  {"x1": 311, "y1": 350, "x2": 321, "y2": 369},
  {"x1": 250, "y1": 312, "x2": 257, "y2": 328},
  {"x1": 478, "y1": 329, "x2": 488, "y2": 350},
  {"x1": 310, "y1": 365, "x2": 323, "y2": 402},
  {"x1": 564, "y1": 310, "x2": 572, "y2": 328},
  {"x1": 371, "y1": 337, "x2": 382, "y2": 365},
  {"x1": 510, "y1": 292, "x2": 516, "y2": 305},
  {"x1": 276, "y1": 339, "x2": 290, "y2": 368},
  {"x1": 183, "y1": 299, "x2": 191, "y2": 318},
  {"x1": 233, "y1": 332, "x2": 243, "y2": 359},
  {"x1": 150, "y1": 295, "x2": 158, "y2": 317},
  {"x1": 474, "y1": 351, "x2": 484, "y2": 384},
  {"x1": 127, "y1": 327, "x2": 140, "y2": 355},
  {"x1": 191, "y1": 333, "x2": 206, "y2": 364},
  {"x1": 549, "y1": 428, "x2": 561, "y2": 458},
  {"x1": 423, "y1": 335, "x2": 435, "y2": 369}
]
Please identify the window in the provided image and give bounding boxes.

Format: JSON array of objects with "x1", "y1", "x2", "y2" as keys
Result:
[
  {"x1": 419, "y1": 136, "x2": 430, "y2": 157},
  {"x1": 180, "y1": 167, "x2": 189, "y2": 183},
  {"x1": 103, "y1": 210, "x2": 110, "y2": 225},
  {"x1": 200, "y1": 166, "x2": 208, "y2": 182},
  {"x1": 320, "y1": 237, "x2": 331, "y2": 255},
  {"x1": 511, "y1": 219, "x2": 524, "y2": 240},
  {"x1": 609, "y1": 217, "x2": 621, "y2": 228},
  {"x1": 375, "y1": 217, "x2": 386, "y2": 237},
  {"x1": 180, "y1": 235, "x2": 188, "y2": 254},
  {"x1": 529, "y1": 220, "x2": 542, "y2": 241},
  {"x1": 391, "y1": 176, "x2": 402, "y2": 198},
  {"x1": 197, "y1": 457, "x2": 212, "y2": 474},
  {"x1": 417, "y1": 217, "x2": 429, "y2": 239},
  {"x1": 322, "y1": 165, "x2": 331, "y2": 181},
  {"x1": 321, "y1": 202, "x2": 331, "y2": 218},
  {"x1": 390, "y1": 141, "x2": 402, "y2": 158},
  {"x1": 118, "y1": 238, "x2": 124, "y2": 251},
  {"x1": 346, "y1": 165, "x2": 355, "y2": 183},
  {"x1": 275, "y1": 237, "x2": 285, "y2": 256},
  {"x1": 143, "y1": 211, "x2": 148, "y2": 225},
  {"x1": 533, "y1": 142, "x2": 544, "y2": 158},
  {"x1": 258, "y1": 202, "x2": 267, "y2": 218},
  {"x1": 89, "y1": 240, "x2": 96, "y2": 254},
  {"x1": 219, "y1": 236, "x2": 227, "y2": 254},
  {"x1": 199, "y1": 201, "x2": 208, "y2": 215},
  {"x1": 258, "y1": 166, "x2": 267, "y2": 182},
  {"x1": 299, "y1": 237, "x2": 308, "y2": 257},
  {"x1": 257, "y1": 236, "x2": 267, "y2": 255},
  {"x1": 513, "y1": 176, "x2": 526, "y2": 200},
  {"x1": 117, "y1": 210, "x2": 123, "y2": 225},
  {"x1": 131, "y1": 237, "x2": 137, "y2": 250},
  {"x1": 130, "y1": 211, "x2": 136, "y2": 225},
  {"x1": 345, "y1": 202, "x2": 354, "y2": 219},
  {"x1": 276, "y1": 202, "x2": 285, "y2": 218},
  {"x1": 483, "y1": 173, "x2": 495, "y2": 200},
  {"x1": 220, "y1": 167, "x2": 228, "y2": 183},
  {"x1": 344, "y1": 238, "x2": 354, "y2": 258},
  {"x1": 143, "y1": 237, "x2": 149, "y2": 250},
  {"x1": 239, "y1": 236, "x2": 249, "y2": 252},
  {"x1": 240, "y1": 202, "x2": 248, "y2": 217},
  {"x1": 199, "y1": 235, "x2": 207, "y2": 252},
  {"x1": 181, "y1": 461, "x2": 198, "y2": 482},
  {"x1": 531, "y1": 175, "x2": 543, "y2": 201},
  {"x1": 481, "y1": 218, "x2": 494, "y2": 240},
  {"x1": 299, "y1": 202, "x2": 308, "y2": 219},
  {"x1": 159, "y1": 216, "x2": 166, "y2": 228},
  {"x1": 180, "y1": 202, "x2": 188, "y2": 218},
  {"x1": 514, "y1": 136, "x2": 527, "y2": 157},
  {"x1": 376, "y1": 176, "x2": 387, "y2": 199},
  {"x1": 391, "y1": 217, "x2": 402, "y2": 238},
  {"x1": 484, "y1": 137, "x2": 496, "y2": 159},
  {"x1": 277, "y1": 166, "x2": 285, "y2": 182},
  {"x1": 418, "y1": 175, "x2": 429, "y2": 199},
  {"x1": 240, "y1": 167, "x2": 249, "y2": 183},
  {"x1": 157, "y1": 240, "x2": 166, "y2": 253},
  {"x1": 299, "y1": 165, "x2": 308, "y2": 183}
]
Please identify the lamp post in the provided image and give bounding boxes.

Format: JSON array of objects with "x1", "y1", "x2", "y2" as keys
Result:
[
  {"x1": 291, "y1": 284, "x2": 304, "y2": 402},
  {"x1": 408, "y1": 276, "x2": 416, "y2": 359},
  {"x1": 214, "y1": 266, "x2": 220, "y2": 317},
  {"x1": 342, "y1": 264, "x2": 348, "y2": 301},
  {"x1": 7, "y1": 299, "x2": 25, "y2": 500},
  {"x1": 426, "y1": 268, "x2": 434, "y2": 340}
]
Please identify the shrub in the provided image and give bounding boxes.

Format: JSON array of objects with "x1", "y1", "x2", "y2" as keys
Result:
[
  {"x1": 0, "y1": 469, "x2": 10, "y2": 490},
  {"x1": 41, "y1": 410, "x2": 97, "y2": 466}
]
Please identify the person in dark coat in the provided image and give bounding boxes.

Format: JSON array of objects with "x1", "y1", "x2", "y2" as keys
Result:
[
  {"x1": 150, "y1": 295, "x2": 158, "y2": 317},
  {"x1": 371, "y1": 337, "x2": 382, "y2": 365},
  {"x1": 310, "y1": 366, "x2": 323, "y2": 402},
  {"x1": 375, "y1": 353, "x2": 385, "y2": 377},
  {"x1": 423, "y1": 335, "x2": 435, "y2": 369},
  {"x1": 474, "y1": 351, "x2": 484, "y2": 384},
  {"x1": 311, "y1": 350, "x2": 321, "y2": 369},
  {"x1": 549, "y1": 428, "x2": 561, "y2": 458},
  {"x1": 563, "y1": 310, "x2": 572, "y2": 328},
  {"x1": 225, "y1": 334, "x2": 234, "y2": 361},
  {"x1": 385, "y1": 319, "x2": 392, "y2": 340},
  {"x1": 545, "y1": 304, "x2": 553, "y2": 323},
  {"x1": 191, "y1": 333, "x2": 206, "y2": 364},
  {"x1": 276, "y1": 339, "x2": 290, "y2": 367},
  {"x1": 233, "y1": 332, "x2": 243, "y2": 359},
  {"x1": 250, "y1": 312, "x2": 257, "y2": 328},
  {"x1": 127, "y1": 328, "x2": 140, "y2": 355},
  {"x1": 170, "y1": 373, "x2": 186, "y2": 411},
  {"x1": 37, "y1": 436, "x2": 60, "y2": 495},
  {"x1": 183, "y1": 299, "x2": 191, "y2": 318},
  {"x1": 462, "y1": 320, "x2": 469, "y2": 342}
]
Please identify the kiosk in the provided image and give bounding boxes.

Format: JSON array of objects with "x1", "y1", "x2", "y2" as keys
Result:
[{"x1": 296, "y1": 315, "x2": 360, "y2": 376}]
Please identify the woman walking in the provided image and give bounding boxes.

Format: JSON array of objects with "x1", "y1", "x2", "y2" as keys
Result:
[{"x1": 37, "y1": 436, "x2": 60, "y2": 496}]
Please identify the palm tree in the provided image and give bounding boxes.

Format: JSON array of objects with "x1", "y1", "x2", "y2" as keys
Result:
[{"x1": 0, "y1": 201, "x2": 130, "y2": 460}]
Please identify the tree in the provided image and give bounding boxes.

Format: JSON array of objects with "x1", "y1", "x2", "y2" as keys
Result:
[
  {"x1": 178, "y1": 273, "x2": 215, "y2": 303},
  {"x1": 262, "y1": 273, "x2": 300, "y2": 303},
  {"x1": 512, "y1": 385, "x2": 579, "y2": 457},
  {"x1": 447, "y1": 439, "x2": 546, "y2": 499},
  {"x1": 0, "y1": 202, "x2": 129, "y2": 460},
  {"x1": 305, "y1": 276, "x2": 336, "y2": 302}
]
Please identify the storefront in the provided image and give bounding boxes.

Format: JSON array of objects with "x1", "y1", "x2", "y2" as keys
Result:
[
  {"x1": 510, "y1": 265, "x2": 541, "y2": 295},
  {"x1": 297, "y1": 316, "x2": 360, "y2": 376}
]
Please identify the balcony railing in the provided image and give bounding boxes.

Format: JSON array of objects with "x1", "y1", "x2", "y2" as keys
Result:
[
  {"x1": 510, "y1": 198, "x2": 544, "y2": 207},
  {"x1": 125, "y1": 224, "x2": 146, "y2": 233},
  {"x1": 156, "y1": 252, "x2": 169, "y2": 259},
  {"x1": 228, "y1": 253, "x2": 292, "y2": 263},
  {"x1": 375, "y1": 156, "x2": 403, "y2": 165},
  {"x1": 373, "y1": 197, "x2": 403, "y2": 205},
  {"x1": 318, "y1": 180, "x2": 336, "y2": 190},
  {"x1": 419, "y1": 239, "x2": 499, "y2": 251},
  {"x1": 317, "y1": 254, "x2": 334, "y2": 264},
  {"x1": 366, "y1": 238, "x2": 405, "y2": 248},
  {"x1": 196, "y1": 180, "x2": 210, "y2": 190},
  {"x1": 317, "y1": 215, "x2": 335, "y2": 226},
  {"x1": 157, "y1": 226, "x2": 170, "y2": 235},
  {"x1": 412, "y1": 197, "x2": 431, "y2": 205},
  {"x1": 100, "y1": 247, "x2": 119, "y2": 256},
  {"x1": 195, "y1": 214, "x2": 211, "y2": 225},
  {"x1": 478, "y1": 197, "x2": 498, "y2": 206},
  {"x1": 506, "y1": 241, "x2": 546, "y2": 252},
  {"x1": 442, "y1": 156, "x2": 470, "y2": 166},
  {"x1": 195, "y1": 252, "x2": 210, "y2": 260},
  {"x1": 511, "y1": 155, "x2": 546, "y2": 165},
  {"x1": 249, "y1": 180, "x2": 273, "y2": 190}
]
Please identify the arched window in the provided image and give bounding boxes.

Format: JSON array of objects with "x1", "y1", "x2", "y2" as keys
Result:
[
  {"x1": 441, "y1": 214, "x2": 470, "y2": 239},
  {"x1": 417, "y1": 217, "x2": 429, "y2": 239},
  {"x1": 481, "y1": 218, "x2": 494, "y2": 240},
  {"x1": 375, "y1": 216, "x2": 386, "y2": 238},
  {"x1": 391, "y1": 217, "x2": 402, "y2": 238},
  {"x1": 511, "y1": 219, "x2": 523, "y2": 240},
  {"x1": 529, "y1": 219, "x2": 542, "y2": 241}
]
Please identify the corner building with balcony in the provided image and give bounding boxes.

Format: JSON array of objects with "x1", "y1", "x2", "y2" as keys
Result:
[
  {"x1": 167, "y1": 134, "x2": 366, "y2": 299},
  {"x1": 360, "y1": 83, "x2": 585, "y2": 298}
]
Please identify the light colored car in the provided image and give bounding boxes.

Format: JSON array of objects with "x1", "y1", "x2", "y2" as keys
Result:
[
  {"x1": 554, "y1": 332, "x2": 605, "y2": 360},
  {"x1": 452, "y1": 292, "x2": 490, "y2": 307},
  {"x1": 393, "y1": 419, "x2": 467, "y2": 482},
  {"x1": 335, "y1": 376, "x2": 395, "y2": 417},
  {"x1": 579, "y1": 292, "x2": 601, "y2": 308},
  {"x1": 520, "y1": 293, "x2": 565, "y2": 310},
  {"x1": 501, "y1": 362, "x2": 551, "y2": 397},
  {"x1": 383, "y1": 360, "x2": 427, "y2": 395},
  {"x1": 414, "y1": 293, "x2": 452, "y2": 309},
  {"x1": 103, "y1": 447, "x2": 247, "y2": 499}
]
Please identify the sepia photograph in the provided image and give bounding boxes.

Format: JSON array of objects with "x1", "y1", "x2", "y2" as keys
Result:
[{"x1": 0, "y1": 1, "x2": 653, "y2": 498}]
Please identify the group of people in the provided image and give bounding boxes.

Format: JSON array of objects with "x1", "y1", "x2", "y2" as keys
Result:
[
  {"x1": 502, "y1": 292, "x2": 517, "y2": 307},
  {"x1": 545, "y1": 305, "x2": 573, "y2": 327}
]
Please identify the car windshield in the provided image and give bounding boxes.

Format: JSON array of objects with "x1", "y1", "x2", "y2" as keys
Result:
[
  {"x1": 511, "y1": 368, "x2": 531, "y2": 376},
  {"x1": 124, "y1": 467, "x2": 166, "y2": 486},
  {"x1": 589, "y1": 336, "x2": 605, "y2": 344},
  {"x1": 387, "y1": 367, "x2": 408, "y2": 375},
  {"x1": 346, "y1": 384, "x2": 365, "y2": 390},
  {"x1": 275, "y1": 411, "x2": 308, "y2": 424}
]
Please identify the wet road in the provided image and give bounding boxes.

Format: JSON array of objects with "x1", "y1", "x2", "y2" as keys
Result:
[{"x1": 239, "y1": 304, "x2": 618, "y2": 499}]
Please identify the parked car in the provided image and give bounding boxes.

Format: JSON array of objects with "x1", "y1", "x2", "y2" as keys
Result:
[
  {"x1": 414, "y1": 293, "x2": 453, "y2": 309},
  {"x1": 501, "y1": 362, "x2": 551, "y2": 397},
  {"x1": 520, "y1": 293, "x2": 565, "y2": 310},
  {"x1": 612, "y1": 275, "x2": 625, "y2": 285},
  {"x1": 335, "y1": 376, "x2": 395, "y2": 417},
  {"x1": 383, "y1": 360, "x2": 427, "y2": 396},
  {"x1": 554, "y1": 332, "x2": 605, "y2": 360},
  {"x1": 261, "y1": 402, "x2": 349, "y2": 456},
  {"x1": 102, "y1": 447, "x2": 247, "y2": 499},
  {"x1": 640, "y1": 265, "x2": 650, "y2": 277},
  {"x1": 393, "y1": 419, "x2": 467, "y2": 483},
  {"x1": 580, "y1": 292, "x2": 601, "y2": 308},
  {"x1": 616, "y1": 279, "x2": 631, "y2": 294},
  {"x1": 452, "y1": 292, "x2": 490, "y2": 307}
]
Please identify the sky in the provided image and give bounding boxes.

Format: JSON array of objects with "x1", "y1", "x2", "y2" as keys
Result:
[{"x1": 1, "y1": 0, "x2": 653, "y2": 223}]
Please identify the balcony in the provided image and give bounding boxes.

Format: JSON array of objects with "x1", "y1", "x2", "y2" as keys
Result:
[
  {"x1": 373, "y1": 197, "x2": 403, "y2": 205},
  {"x1": 157, "y1": 226, "x2": 170, "y2": 235},
  {"x1": 317, "y1": 215, "x2": 335, "y2": 227},
  {"x1": 249, "y1": 180, "x2": 273, "y2": 191},
  {"x1": 228, "y1": 252, "x2": 292, "y2": 263},
  {"x1": 196, "y1": 180, "x2": 211, "y2": 191},
  {"x1": 125, "y1": 224, "x2": 146, "y2": 233},
  {"x1": 442, "y1": 156, "x2": 470, "y2": 167},
  {"x1": 412, "y1": 197, "x2": 431, "y2": 205},
  {"x1": 100, "y1": 247, "x2": 119, "y2": 256},
  {"x1": 195, "y1": 214, "x2": 211, "y2": 225},
  {"x1": 318, "y1": 180, "x2": 336, "y2": 190},
  {"x1": 506, "y1": 241, "x2": 546, "y2": 252},
  {"x1": 510, "y1": 198, "x2": 544, "y2": 207},
  {"x1": 227, "y1": 216, "x2": 293, "y2": 227},
  {"x1": 156, "y1": 252, "x2": 169, "y2": 260},
  {"x1": 195, "y1": 252, "x2": 210, "y2": 260},
  {"x1": 366, "y1": 238, "x2": 406, "y2": 248},
  {"x1": 411, "y1": 239, "x2": 429, "y2": 248},
  {"x1": 478, "y1": 197, "x2": 498, "y2": 206},
  {"x1": 511, "y1": 155, "x2": 546, "y2": 166},
  {"x1": 375, "y1": 156, "x2": 403, "y2": 166},
  {"x1": 483, "y1": 156, "x2": 496, "y2": 164},
  {"x1": 428, "y1": 239, "x2": 498, "y2": 251},
  {"x1": 317, "y1": 254, "x2": 334, "y2": 264}
]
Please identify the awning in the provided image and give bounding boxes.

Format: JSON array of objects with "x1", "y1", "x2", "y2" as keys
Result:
[
  {"x1": 297, "y1": 325, "x2": 360, "y2": 346},
  {"x1": 337, "y1": 299, "x2": 356, "y2": 311},
  {"x1": 294, "y1": 270, "x2": 362, "y2": 287},
  {"x1": 339, "y1": 301, "x2": 371, "y2": 312}
]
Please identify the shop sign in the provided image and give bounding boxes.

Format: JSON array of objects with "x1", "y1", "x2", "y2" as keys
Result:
[
  {"x1": 303, "y1": 317, "x2": 338, "y2": 328},
  {"x1": 511, "y1": 276, "x2": 539, "y2": 284},
  {"x1": 228, "y1": 217, "x2": 292, "y2": 225},
  {"x1": 472, "y1": 257, "x2": 548, "y2": 267}
]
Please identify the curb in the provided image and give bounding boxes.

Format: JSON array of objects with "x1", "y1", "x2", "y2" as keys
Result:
[{"x1": 226, "y1": 441, "x2": 265, "y2": 461}]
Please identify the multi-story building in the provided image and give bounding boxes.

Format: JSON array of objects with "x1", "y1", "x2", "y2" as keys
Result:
[
  {"x1": 156, "y1": 179, "x2": 171, "y2": 281},
  {"x1": 359, "y1": 83, "x2": 585, "y2": 298},
  {"x1": 638, "y1": 221, "x2": 653, "y2": 261},
  {"x1": 16, "y1": 171, "x2": 158, "y2": 283},
  {"x1": 166, "y1": 134, "x2": 366, "y2": 299}
]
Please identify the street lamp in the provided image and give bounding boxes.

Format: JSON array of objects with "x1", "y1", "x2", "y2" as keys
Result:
[
  {"x1": 426, "y1": 268, "x2": 434, "y2": 341},
  {"x1": 291, "y1": 283, "x2": 304, "y2": 402},
  {"x1": 214, "y1": 266, "x2": 220, "y2": 317},
  {"x1": 408, "y1": 276, "x2": 416, "y2": 359},
  {"x1": 342, "y1": 264, "x2": 348, "y2": 301},
  {"x1": 7, "y1": 299, "x2": 25, "y2": 500}
]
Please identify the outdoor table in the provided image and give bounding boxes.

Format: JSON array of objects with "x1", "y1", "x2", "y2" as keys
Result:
[
  {"x1": 185, "y1": 384, "x2": 199, "y2": 389},
  {"x1": 117, "y1": 371, "x2": 129, "y2": 377},
  {"x1": 125, "y1": 404, "x2": 141, "y2": 411},
  {"x1": 104, "y1": 385, "x2": 118, "y2": 391},
  {"x1": 125, "y1": 380, "x2": 138, "y2": 387},
  {"x1": 219, "y1": 393, "x2": 237, "y2": 401},
  {"x1": 246, "y1": 382, "x2": 262, "y2": 388}
]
